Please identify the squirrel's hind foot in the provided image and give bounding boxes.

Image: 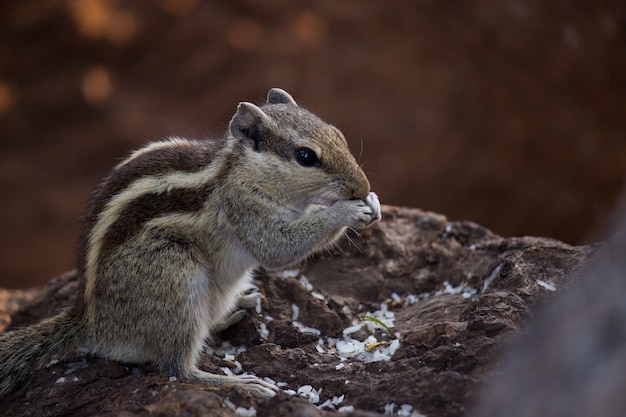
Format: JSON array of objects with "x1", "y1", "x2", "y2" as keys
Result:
[{"x1": 186, "y1": 369, "x2": 279, "y2": 398}]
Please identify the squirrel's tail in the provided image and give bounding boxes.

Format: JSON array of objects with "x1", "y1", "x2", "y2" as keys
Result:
[{"x1": 0, "y1": 308, "x2": 85, "y2": 398}]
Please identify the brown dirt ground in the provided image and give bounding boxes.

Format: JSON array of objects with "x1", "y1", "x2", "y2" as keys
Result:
[{"x1": 0, "y1": 206, "x2": 595, "y2": 417}]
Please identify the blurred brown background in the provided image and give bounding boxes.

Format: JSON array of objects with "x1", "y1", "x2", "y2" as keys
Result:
[{"x1": 0, "y1": 0, "x2": 624, "y2": 289}]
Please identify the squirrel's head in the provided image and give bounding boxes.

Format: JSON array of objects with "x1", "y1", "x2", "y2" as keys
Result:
[{"x1": 227, "y1": 88, "x2": 370, "y2": 210}]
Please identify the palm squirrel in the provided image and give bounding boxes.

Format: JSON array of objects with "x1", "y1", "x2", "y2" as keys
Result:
[{"x1": 0, "y1": 88, "x2": 381, "y2": 398}]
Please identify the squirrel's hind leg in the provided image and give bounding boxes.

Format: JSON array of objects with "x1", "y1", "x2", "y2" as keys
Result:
[
  {"x1": 212, "y1": 286, "x2": 262, "y2": 333},
  {"x1": 154, "y1": 320, "x2": 278, "y2": 398}
]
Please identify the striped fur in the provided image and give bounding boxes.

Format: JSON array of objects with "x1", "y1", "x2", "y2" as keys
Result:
[{"x1": 0, "y1": 88, "x2": 380, "y2": 399}]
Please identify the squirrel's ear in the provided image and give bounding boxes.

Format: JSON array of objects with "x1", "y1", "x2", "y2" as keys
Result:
[
  {"x1": 229, "y1": 102, "x2": 270, "y2": 151},
  {"x1": 267, "y1": 88, "x2": 298, "y2": 106}
]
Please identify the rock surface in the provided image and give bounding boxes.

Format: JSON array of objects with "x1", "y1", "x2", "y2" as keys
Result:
[
  {"x1": 0, "y1": 206, "x2": 595, "y2": 417},
  {"x1": 471, "y1": 212, "x2": 626, "y2": 417}
]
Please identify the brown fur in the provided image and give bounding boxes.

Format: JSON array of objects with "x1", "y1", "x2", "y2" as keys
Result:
[{"x1": 0, "y1": 88, "x2": 381, "y2": 398}]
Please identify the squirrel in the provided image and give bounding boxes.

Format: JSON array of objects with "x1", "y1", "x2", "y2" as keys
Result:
[{"x1": 0, "y1": 88, "x2": 381, "y2": 398}]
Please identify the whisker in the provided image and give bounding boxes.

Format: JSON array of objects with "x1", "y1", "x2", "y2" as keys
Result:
[
  {"x1": 358, "y1": 137, "x2": 364, "y2": 164},
  {"x1": 279, "y1": 182, "x2": 340, "y2": 207},
  {"x1": 343, "y1": 229, "x2": 363, "y2": 254},
  {"x1": 322, "y1": 241, "x2": 339, "y2": 259},
  {"x1": 278, "y1": 183, "x2": 329, "y2": 206}
]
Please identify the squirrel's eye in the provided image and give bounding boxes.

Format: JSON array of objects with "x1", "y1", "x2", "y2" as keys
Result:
[{"x1": 295, "y1": 147, "x2": 321, "y2": 167}]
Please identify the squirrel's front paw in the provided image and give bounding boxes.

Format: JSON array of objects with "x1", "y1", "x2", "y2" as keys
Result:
[
  {"x1": 364, "y1": 192, "x2": 382, "y2": 225},
  {"x1": 335, "y1": 192, "x2": 382, "y2": 230}
]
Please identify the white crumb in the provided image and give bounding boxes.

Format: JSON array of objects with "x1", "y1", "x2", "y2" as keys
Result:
[
  {"x1": 311, "y1": 291, "x2": 325, "y2": 301},
  {"x1": 435, "y1": 281, "x2": 477, "y2": 299},
  {"x1": 315, "y1": 339, "x2": 325, "y2": 353},
  {"x1": 299, "y1": 275, "x2": 314, "y2": 291},
  {"x1": 342, "y1": 324, "x2": 363, "y2": 335},
  {"x1": 293, "y1": 321, "x2": 321, "y2": 336},
  {"x1": 64, "y1": 358, "x2": 88, "y2": 375},
  {"x1": 258, "y1": 322, "x2": 269, "y2": 340},
  {"x1": 297, "y1": 385, "x2": 321, "y2": 404},
  {"x1": 536, "y1": 279, "x2": 557, "y2": 291},
  {"x1": 205, "y1": 340, "x2": 248, "y2": 356},
  {"x1": 235, "y1": 406, "x2": 257, "y2": 416}
]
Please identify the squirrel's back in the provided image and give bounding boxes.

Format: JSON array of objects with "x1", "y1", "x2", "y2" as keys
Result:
[{"x1": 77, "y1": 137, "x2": 221, "y2": 280}]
